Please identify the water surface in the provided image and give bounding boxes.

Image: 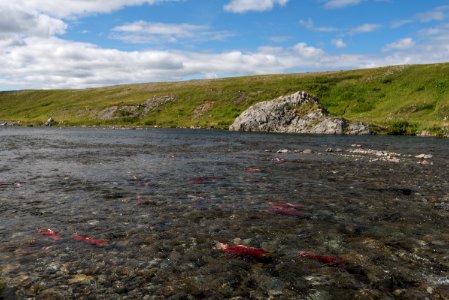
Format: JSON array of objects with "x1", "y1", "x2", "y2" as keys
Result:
[{"x1": 0, "y1": 127, "x2": 448, "y2": 299}]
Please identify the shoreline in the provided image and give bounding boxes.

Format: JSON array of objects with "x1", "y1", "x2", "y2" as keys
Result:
[{"x1": 1, "y1": 122, "x2": 448, "y2": 138}]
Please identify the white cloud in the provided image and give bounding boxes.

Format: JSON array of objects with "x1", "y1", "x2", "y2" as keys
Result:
[
  {"x1": 416, "y1": 6, "x2": 449, "y2": 23},
  {"x1": 0, "y1": 4, "x2": 67, "y2": 39},
  {"x1": 390, "y1": 19, "x2": 413, "y2": 29},
  {"x1": 12, "y1": 0, "x2": 176, "y2": 18},
  {"x1": 293, "y1": 43, "x2": 325, "y2": 58},
  {"x1": 324, "y1": 0, "x2": 364, "y2": 9},
  {"x1": 418, "y1": 23, "x2": 449, "y2": 42},
  {"x1": 111, "y1": 21, "x2": 231, "y2": 44},
  {"x1": 268, "y1": 36, "x2": 292, "y2": 43},
  {"x1": 224, "y1": 0, "x2": 288, "y2": 13},
  {"x1": 350, "y1": 23, "x2": 381, "y2": 34},
  {"x1": 299, "y1": 18, "x2": 338, "y2": 32},
  {"x1": 114, "y1": 21, "x2": 206, "y2": 36},
  {"x1": 382, "y1": 38, "x2": 415, "y2": 52},
  {"x1": 417, "y1": 11, "x2": 445, "y2": 23},
  {"x1": 2, "y1": 34, "x2": 449, "y2": 90},
  {"x1": 332, "y1": 38, "x2": 347, "y2": 49},
  {"x1": 392, "y1": 6, "x2": 449, "y2": 28},
  {"x1": 0, "y1": 37, "x2": 186, "y2": 89}
]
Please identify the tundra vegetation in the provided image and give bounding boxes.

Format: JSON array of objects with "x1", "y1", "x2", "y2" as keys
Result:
[{"x1": 0, "y1": 63, "x2": 448, "y2": 135}]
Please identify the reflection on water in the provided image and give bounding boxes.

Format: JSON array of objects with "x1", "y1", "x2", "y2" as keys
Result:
[{"x1": 0, "y1": 127, "x2": 448, "y2": 299}]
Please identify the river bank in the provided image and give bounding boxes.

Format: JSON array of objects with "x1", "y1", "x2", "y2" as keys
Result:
[{"x1": 1, "y1": 63, "x2": 449, "y2": 135}]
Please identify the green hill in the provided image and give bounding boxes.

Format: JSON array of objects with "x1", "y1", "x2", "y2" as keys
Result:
[{"x1": 1, "y1": 62, "x2": 449, "y2": 135}]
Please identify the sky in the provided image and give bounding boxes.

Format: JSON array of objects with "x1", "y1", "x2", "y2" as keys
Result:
[{"x1": 1, "y1": 0, "x2": 449, "y2": 90}]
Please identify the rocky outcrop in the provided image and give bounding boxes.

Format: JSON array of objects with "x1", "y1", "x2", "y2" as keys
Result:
[
  {"x1": 229, "y1": 91, "x2": 370, "y2": 135},
  {"x1": 96, "y1": 95, "x2": 177, "y2": 120}
]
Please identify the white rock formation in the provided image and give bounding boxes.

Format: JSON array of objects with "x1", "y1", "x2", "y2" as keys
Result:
[{"x1": 229, "y1": 91, "x2": 370, "y2": 135}]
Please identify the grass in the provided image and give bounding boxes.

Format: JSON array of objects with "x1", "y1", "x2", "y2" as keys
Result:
[{"x1": 1, "y1": 62, "x2": 449, "y2": 135}]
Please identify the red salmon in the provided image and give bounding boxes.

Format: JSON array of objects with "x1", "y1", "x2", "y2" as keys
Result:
[
  {"x1": 268, "y1": 202, "x2": 304, "y2": 210},
  {"x1": 245, "y1": 168, "x2": 262, "y2": 173},
  {"x1": 298, "y1": 251, "x2": 347, "y2": 268},
  {"x1": 216, "y1": 242, "x2": 269, "y2": 258},
  {"x1": 72, "y1": 234, "x2": 108, "y2": 246},
  {"x1": 37, "y1": 229, "x2": 61, "y2": 240}
]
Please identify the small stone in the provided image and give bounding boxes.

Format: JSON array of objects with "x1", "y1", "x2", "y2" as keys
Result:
[
  {"x1": 68, "y1": 274, "x2": 93, "y2": 284},
  {"x1": 268, "y1": 289, "x2": 283, "y2": 297},
  {"x1": 303, "y1": 149, "x2": 313, "y2": 154},
  {"x1": 277, "y1": 149, "x2": 289, "y2": 153},
  {"x1": 393, "y1": 289, "x2": 406, "y2": 296},
  {"x1": 416, "y1": 154, "x2": 433, "y2": 159},
  {"x1": 47, "y1": 262, "x2": 59, "y2": 271},
  {"x1": 232, "y1": 237, "x2": 242, "y2": 244},
  {"x1": 431, "y1": 240, "x2": 445, "y2": 246},
  {"x1": 388, "y1": 158, "x2": 400, "y2": 163},
  {"x1": 242, "y1": 238, "x2": 252, "y2": 245},
  {"x1": 325, "y1": 148, "x2": 333, "y2": 152},
  {"x1": 87, "y1": 220, "x2": 99, "y2": 226}
]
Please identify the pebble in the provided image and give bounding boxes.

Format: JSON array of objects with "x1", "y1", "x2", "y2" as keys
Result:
[
  {"x1": 276, "y1": 149, "x2": 289, "y2": 153},
  {"x1": 302, "y1": 149, "x2": 313, "y2": 154},
  {"x1": 87, "y1": 220, "x2": 99, "y2": 226},
  {"x1": 416, "y1": 154, "x2": 433, "y2": 159},
  {"x1": 68, "y1": 274, "x2": 93, "y2": 284}
]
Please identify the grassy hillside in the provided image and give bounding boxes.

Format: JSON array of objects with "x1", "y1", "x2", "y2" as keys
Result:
[{"x1": 1, "y1": 63, "x2": 449, "y2": 135}]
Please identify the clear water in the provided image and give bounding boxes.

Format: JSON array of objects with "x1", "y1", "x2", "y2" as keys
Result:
[{"x1": 0, "y1": 127, "x2": 448, "y2": 299}]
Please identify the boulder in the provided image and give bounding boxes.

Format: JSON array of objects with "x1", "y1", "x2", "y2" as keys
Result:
[
  {"x1": 229, "y1": 91, "x2": 370, "y2": 135},
  {"x1": 345, "y1": 123, "x2": 371, "y2": 135},
  {"x1": 45, "y1": 117, "x2": 55, "y2": 126}
]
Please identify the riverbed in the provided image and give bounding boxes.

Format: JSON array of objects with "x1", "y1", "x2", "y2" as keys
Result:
[{"x1": 0, "y1": 127, "x2": 448, "y2": 299}]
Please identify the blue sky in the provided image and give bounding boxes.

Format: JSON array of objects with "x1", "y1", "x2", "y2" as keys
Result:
[{"x1": 1, "y1": 0, "x2": 449, "y2": 90}]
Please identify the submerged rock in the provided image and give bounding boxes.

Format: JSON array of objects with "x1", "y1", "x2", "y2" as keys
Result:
[{"x1": 229, "y1": 91, "x2": 370, "y2": 135}]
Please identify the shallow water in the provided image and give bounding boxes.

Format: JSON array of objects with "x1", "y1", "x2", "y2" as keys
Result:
[{"x1": 0, "y1": 127, "x2": 448, "y2": 299}]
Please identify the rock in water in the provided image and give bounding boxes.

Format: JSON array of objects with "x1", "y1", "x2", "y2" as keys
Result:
[{"x1": 229, "y1": 91, "x2": 370, "y2": 135}]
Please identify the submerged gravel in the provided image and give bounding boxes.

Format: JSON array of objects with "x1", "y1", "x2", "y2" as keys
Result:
[{"x1": 0, "y1": 127, "x2": 448, "y2": 299}]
